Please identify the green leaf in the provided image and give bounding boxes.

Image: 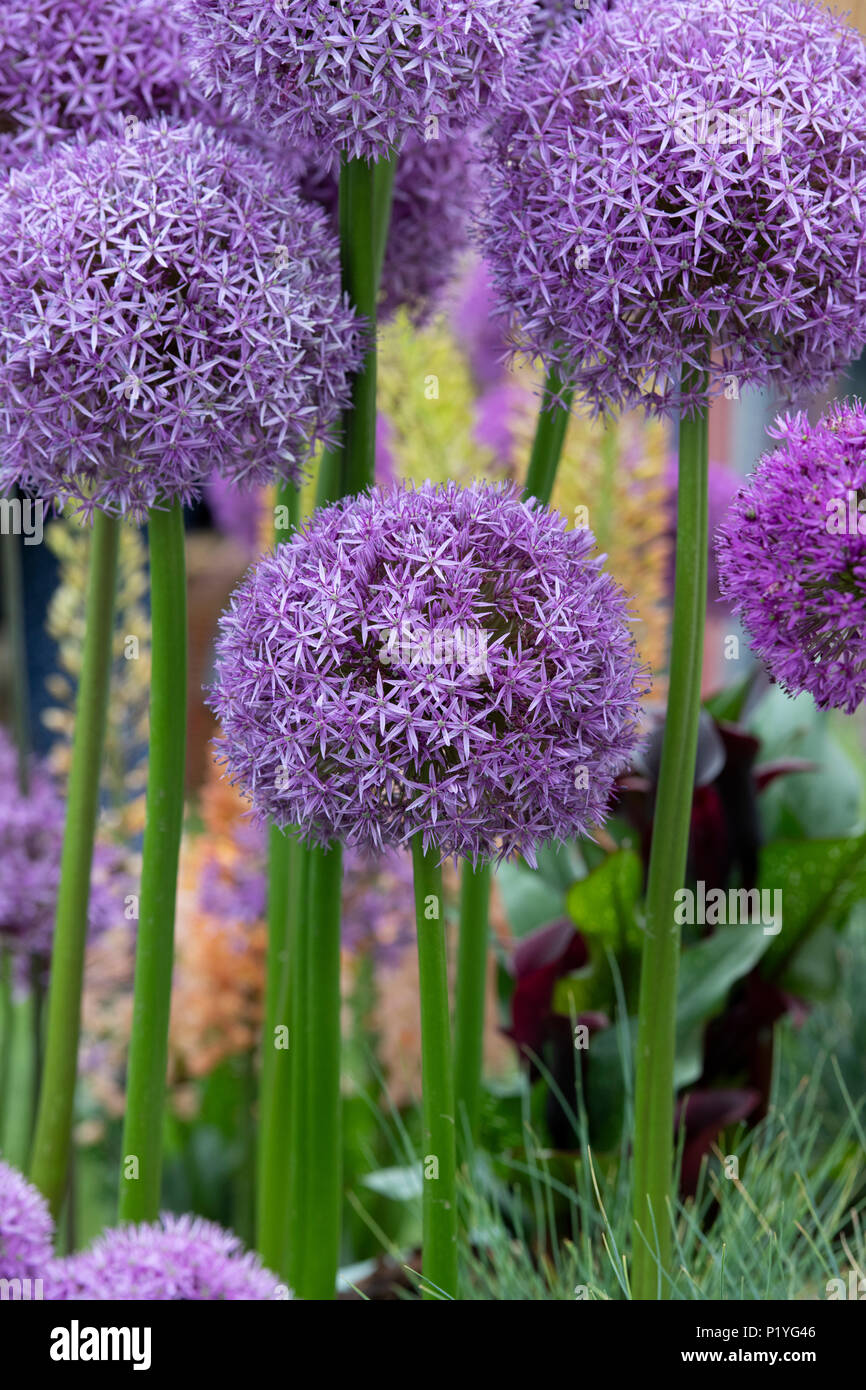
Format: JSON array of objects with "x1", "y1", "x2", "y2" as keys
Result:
[
  {"x1": 749, "y1": 688, "x2": 863, "y2": 838},
  {"x1": 495, "y1": 859, "x2": 565, "y2": 938},
  {"x1": 359, "y1": 1165, "x2": 422, "y2": 1202},
  {"x1": 759, "y1": 835, "x2": 866, "y2": 981},
  {"x1": 674, "y1": 925, "x2": 773, "y2": 1087},
  {"x1": 565, "y1": 849, "x2": 643, "y2": 951}
]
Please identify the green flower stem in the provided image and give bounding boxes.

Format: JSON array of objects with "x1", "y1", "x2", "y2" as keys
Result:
[
  {"x1": 315, "y1": 442, "x2": 344, "y2": 510},
  {"x1": 0, "y1": 949, "x2": 12, "y2": 1150},
  {"x1": 339, "y1": 156, "x2": 388, "y2": 497},
  {"x1": 256, "y1": 823, "x2": 294, "y2": 1272},
  {"x1": 524, "y1": 367, "x2": 575, "y2": 507},
  {"x1": 373, "y1": 154, "x2": 398, "y2": 284},
  {"x1": 412, "y1": 838, "x2": 458, "y2": 1300},
  {"x1": 453, "y1": 861, "x2": 491, "y2": 1149},
  {"x1": 30, "y1": 511, "x2": 120, "y2": 1217},
  {"x1": 119, "y1": 501, "x2": 187, "y2": 1222},
  {"x1": 297, "y1": 842, "x2": 343, "y2": 1300},
  {"x1": 286, "y1": 844, "x2": 310, "y2": 1291},
  {"x1": 631, "y1": 373, "x2": 709, "y2": 1300},
  {"x1": 1, "y1": 494, "x2": 31, "y2": 791},
  {"x1": 258, "y1": 480, "x2": 301, "y2": 1269},
  {"x1": 452, "y1": 365, "x2": 575, "y2": 1159}
]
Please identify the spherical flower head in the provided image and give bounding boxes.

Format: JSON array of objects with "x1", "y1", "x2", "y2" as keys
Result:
[
  {"x1": 0, "y1": 121, "x2": 362, "y2": 518},
  {"x1": 482, "y1": 0, "x2": 866, "y2": 415},
  {"x1": 47, "y1": 1213, "x2": 286, "y2": 1299},
  {"x1": 210, "y1": 480, "x2": 647, "y2": 864},
  {"x1": 180, "y1": 0, "x2": 535, "y2": 160},
  {"x1": 0, "y1": 0, "x2": 212, "y2": 174},
  {"x1": 0, "y1": 1160, "x2": 54, "y2": 1282},
  {"x1": 716, "y1": 401, "x2": 866, "y2": 715}
]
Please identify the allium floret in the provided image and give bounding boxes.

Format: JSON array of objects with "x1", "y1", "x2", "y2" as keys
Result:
[
  {"x1": 482, "y1": 0, "x2": 866, "y2": 414},
  {"x1": 716, "y1": 401, "x2": 866, "y2": 715},
  {"x1": 210, "y1": 480, "x2": 647, "y2": 864},
  {"x1": 0, "y1": 121, "x2": 362, "y2": 517},
  {"x1": 180, "y1": 0, "x2": 535, "y2": 160},
  {"x1": 48, "y1": 1213, "x2": 286, "y2": 1300}
]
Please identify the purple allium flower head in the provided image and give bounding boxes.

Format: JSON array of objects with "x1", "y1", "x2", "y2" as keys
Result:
[
  {"x1": 482, "y1": 0, "x2": 866, "y2": 415},
  {"x1": 210, "y1": 481, "x2": 647, "y2": 864},
  {"x1": 716, "y1": 402, "x2": 866, "y2": 714},
  {"x1": 47, "y1": 1213, "x2": 286, "y2": 1300},
  {"x1": 0, "y1": 0, "x2": 210, "y2": 173},
  {"x1": 0, "y1": 121, "x2": 362, "y2": 518},
  {"x1": 180, "y1": 0, "x2": 535, "y2": 161},
  {"x1": 0, "y1": 728, "x2": 125, "y2": 975},
  {"x1": 0, "y1": 1160, "x2": 54, "y2": 1282}
]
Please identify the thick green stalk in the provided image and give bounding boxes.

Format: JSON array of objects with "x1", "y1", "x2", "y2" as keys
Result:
[
  {"x1": 119, "y1": 502, "x2": 187, "y2": 1222},
  {"x1": 453, "y1": 861, "x2": 491, "y2": 1149},
  {"x1": 315, "y1": 443, "x2": 344, "y2": 511},
  {"x1": 412, "y1": 838, "x2": 458, "y2": 1300},
  {"x1": 286, "y1": 845, "x2": 310, "y2": 1290},
  {"x1": 631, "y1": 375, "x2": 710, "y2": 1300},
  {"x1": 0, "y1": 949, "x2": 12, "y2": 1149},
  {"x1": 257, "y1": 827, "x2": 298, "y2": 1277},
  {"x1": 452, "y1": 364, "x2": 575, "y2": 1153},
  {"x1": 297, "y1": 842, "x2": 343, "y2": 1300},
  {"x1": 339, "y1": 157, "x2": 379, "y2": 497},
  {"x1": 258, "y1": 480, "x2": 299, "y2": 1265},
  {"x1": 1, "y1": 496, "x2": 31, "y2": 791},
  {"x1": 30, "y1": 511, "x2": 119, "y2": 1216},
  {"x1": 524, "y1": 367, "x2": 575, "y2": 506}
]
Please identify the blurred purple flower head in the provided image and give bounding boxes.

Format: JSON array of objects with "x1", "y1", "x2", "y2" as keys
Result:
[
  {"x1": 451, "y1": 259, "x2": 510, "y2": 392},
  {"x1": 482, "y1": 0, "x2": 866, "y2": 415},
  {"x1": 180, "y1": 0, "x2": 535, "y2": 161},
  {"x1": 0, "y1": 1160, "x2": 54, "y2": 1282},
  {"x1": 210, "y1": 480, "x2": 647, "y2": 864},
  {"x1": 666, "y1": 456, "x2": 740, "y2": 606},
  {"x1": 0, "y1": 121, "x2": 362, "y2": 519},
  {"x1": 0, "y1": 0, "x2": 209, "y2": 173},
  {"x1": 48, "y1": 1213, "x2": 285, "y2": 1300},
  {"x1": 716, "y1": 401, "x2": 866, "y2": 714},
  {"x1": 474, "y1": 383, "x2": 527, "y2": 472},
  {"x1": 0, "y1": 728, "x2": 124, "y2": 977},
  {"x1": 204, "y1": 476, "x2": 267, "y2": 555}
]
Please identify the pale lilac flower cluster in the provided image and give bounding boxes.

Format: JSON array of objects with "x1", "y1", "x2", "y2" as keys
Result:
[
  {"x1": 211, "y1": 481, "x2": 646, "y2": 864},
  {"x1": 716, "y1": 402, "x2": 866, "y2": 715},
  {"x1": 48, "y1": 1213, "x2": 285, "y2": 1300},
  {"x1": 0, "y1": 1160, "x2": 54, "y2": 1282},
  {"x1": 0, "y1": 0, "x2": 208, "y2": 173},
  {"x1": 482, "y1": 0, "x2": 866, "y2": 415},
  {"x1": 0, "y1": 728, "x2": 124, "y2": 978},
  {"x1": 0, "y1": 121, "x2": 362, "y2": 518},
  {"x1": 180, "y1": 0, "x2": 535, "y2": 160}
]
